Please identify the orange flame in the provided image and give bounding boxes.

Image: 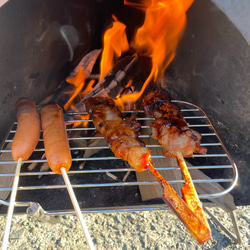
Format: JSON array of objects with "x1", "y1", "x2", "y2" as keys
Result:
[
  {"x1": 81, "y1": 79, "x2": 95, "y2": 97},
  {"x1": 124, "y1": 0, "x2": 151, "y2": 10},
  {"x1": 65, "y1": 75, "x2": 96, "y2": 128},
  {"x1": 66, "y1": 0, "x2": 193, "y2": 112},
  {"x1": 99, "y1": 15, "x2": 130, "y2": 81},
  {"x1": 64, "y1": 67, "x2": 85, "y2": 111},
  {"x1": 133, "y1": 0, "x2": 193, "y2": 80},
  {"x1": 116, "y1": 0, "x2": 193, "y2": 104},
  {"x1": 73, "y1": 113, "x2": 90, "y2": 129}
]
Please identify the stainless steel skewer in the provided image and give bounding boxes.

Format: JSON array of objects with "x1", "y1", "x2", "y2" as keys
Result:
[
  {"x1": 60, "y1": 167, "x2": 95, "y2": 250},
  {"x1": 2, "y1": 158, "x2": 22, "y2": 250}
]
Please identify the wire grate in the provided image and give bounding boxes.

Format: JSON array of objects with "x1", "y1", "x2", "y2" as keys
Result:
[{"x1": 0, "y1": 101, "x2": 238, "y2": 214}]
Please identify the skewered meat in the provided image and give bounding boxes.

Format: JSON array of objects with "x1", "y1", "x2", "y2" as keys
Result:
[
  {"x1": 143, "y1": 88, "x2": 207, "y2": 157},
  {"x1": 41, "y1": 103, "x2": 72, "y2": 174},
  {"x1": 12, "y1": 98, "x2": 41, "y2": 161},
  {"x1": 86, "y1": 96, "x2": 211, "y2": 244},
  {"x1": 85, "y1": 97, "x2": 150, "y2": 172},
  {"x1": 143, "y1": 88, "x2": 211, "y2": 239}
]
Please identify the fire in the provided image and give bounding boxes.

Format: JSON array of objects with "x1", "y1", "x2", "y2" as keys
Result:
[
  {"x1": 64, "y1": 67, "x2": 85, "y2": 111},
  {"x1": 99, "y1": 15, "x2": 130, "y2": 81},
  {"x1": 133, "y1": 0, "x2": 189, "y2": 80},
  {"x1": 64, "y1": 68, "x2": 92, "y2": 128},
  {"x1": 117, "y1": 0, "x2": 194, "y2": 104},
  {"x1": 66, "y1": 0, "x2": 194, "y2": 112}
]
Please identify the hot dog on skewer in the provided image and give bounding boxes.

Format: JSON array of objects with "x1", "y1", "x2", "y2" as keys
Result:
[
  {"x1": 11, "y1": 98, "x2": 41, "y2": 161},
  {"x1": 40, "y1": 103, "x2": 72, "y2": 174}
]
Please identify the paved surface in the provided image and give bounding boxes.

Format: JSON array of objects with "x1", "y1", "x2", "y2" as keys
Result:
[{"x1": 0, "y1": 205, "x2": 249, "y2": 249}]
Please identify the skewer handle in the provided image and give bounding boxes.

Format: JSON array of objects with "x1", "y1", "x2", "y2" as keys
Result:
[
  {"x1": 176, "y1": 152, "x2": 193, "y2": 184},
  {"x1": 176, "y1": 152, "x2": 211, "y2": 229},
  {"x1": 147, "y1": 161, "x2": 211, "y2": 244},
  {"x1": 2, "y1": 158, "x2": 22, "y2": 250},
  {"x1": 60, "y1": 167, "x2": 95, "y2": 250}
]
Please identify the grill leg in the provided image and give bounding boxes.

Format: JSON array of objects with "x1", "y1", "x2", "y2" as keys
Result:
[
  {"x1": 26, "y1": 202, "x2": 60, "y2": 225},
  {"x1": 204, "y1": 207, "x2": 242, "y2": 244},
  {"x1": 229, "y1": 210, "x2": 242, "y2": 244}
]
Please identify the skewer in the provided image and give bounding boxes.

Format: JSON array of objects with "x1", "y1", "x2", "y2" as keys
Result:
[
  {"x1": 146, "y1": 160, "x2": 211, "y2": 244},
  {"x1": 176, "y1": 152, "x2": 210, "y2": 228},
  {"x1": 2, "y1": 158, "x2": 22, "y2": 250},
  {"x1": 60, "y1": 167, "x2": 95, "y2": 250}
]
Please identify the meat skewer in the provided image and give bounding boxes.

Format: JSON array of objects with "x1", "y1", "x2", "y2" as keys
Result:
[
  {"x1": 41, "y1": 103, "x2": 95, "y2": 250},
  {"x1": 2, "y1": 98, "x2": 41, "y2": 250},
  {"x1": 143, "y1": 89, "x2": 207, "y2": 158},
  {"x1": 85, "y1": 96, "x2": 211, "y2": 244},
  {"x1": 143, "y1": 88, "x2": 211, "y2": 233}
]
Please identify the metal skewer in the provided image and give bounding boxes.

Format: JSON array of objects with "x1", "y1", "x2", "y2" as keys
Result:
[
  {"x1": 2, "y1": 158, "x2": 22, "y2": 250},
  {"x1": 60, "y1": 167, "x2": 95, "y2": 250}
]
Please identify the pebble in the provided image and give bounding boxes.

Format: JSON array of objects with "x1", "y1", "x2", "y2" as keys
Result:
[{"x1": 0, "y1": 206, "x2": 249, "y2": 249}]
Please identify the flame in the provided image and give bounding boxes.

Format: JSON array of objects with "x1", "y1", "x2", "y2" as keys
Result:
[
  {"x1": 133, "y1": 0, "x2": 193, "y2": 79},
  {"x1": 124, "y1": 0, "x2": 151, "y2": 10},
  {"x1": 69, "y1": 105, "x2": 90, "y2": 128},
  {"x1": 64, "y1": 67, "x2": 91, "y2": 129},
  {"x1": 64, "y1": 67, "x2": 85, "y2": 111},
  {"x1": 74, "y1": 113, "x2": 90, "y2": 129},
  {"x1": 116, "y1": 0, "x2": 193, "y2": 104},
  {"x1": 65, "y1": 0, "x2": 193, "y2": 113},
  {"x1": 81, "y1": 79, "x2": 95, "y2": 97},
  {"x1": 99, "y1": 15, "x2": 130, "y2": 81}
]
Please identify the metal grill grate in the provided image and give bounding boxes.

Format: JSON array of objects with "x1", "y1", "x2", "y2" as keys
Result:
[{"x1": 0, "y1": 100, "x2": 238, "y2": 215}]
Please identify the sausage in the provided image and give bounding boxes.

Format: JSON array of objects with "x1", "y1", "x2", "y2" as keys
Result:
[
  {"x1": 40, "y1": 103, "x2": 72, "y2": 174},
  {"x1": 11, "y1": 98, "x2": 41, "y2": 161}
]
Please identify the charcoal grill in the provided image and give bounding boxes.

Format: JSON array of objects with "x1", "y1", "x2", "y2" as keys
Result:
[{"x1": 0, "y1": 100, "x2": 241, "y2": 243}]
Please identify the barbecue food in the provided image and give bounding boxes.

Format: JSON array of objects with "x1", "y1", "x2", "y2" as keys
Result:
[
  {"x1": 85, "y1": 97, "x2": 150, "y2": 172},
  {"x1": 143, "y1": 89, "x2": 207, "y2": 158},
  {"x1": 143, "y1": 88, "x2": 211, "y2": 239},
  {"x1": 12, "y1": 98, "x2": 41, "y2": 161},
  {"x1": 41, "y1": 103, "x2": 72, "y2": 174},
  {"x1": 86, "y1": 96, "x2": 211, "y2": 244}
]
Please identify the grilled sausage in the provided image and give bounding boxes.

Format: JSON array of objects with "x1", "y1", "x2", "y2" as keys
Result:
[
  {"x1": 40, "y1": 103, "x2": 71, "y2": 174},
  {"x1": 11, "y1": 98, "x2": 41, "y2": 161}
]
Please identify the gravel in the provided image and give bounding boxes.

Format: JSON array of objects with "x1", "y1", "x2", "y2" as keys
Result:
[{"x1": 0, "y1": 205, "x2": 249, "y2": 249}]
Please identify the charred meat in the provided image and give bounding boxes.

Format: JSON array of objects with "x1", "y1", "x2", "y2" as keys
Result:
[{"x1": 143, "y1": 89, "x2": 207, "y2": 158}]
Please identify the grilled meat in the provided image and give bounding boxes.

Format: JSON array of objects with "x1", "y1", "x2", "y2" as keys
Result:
[
  {"x1": 85, "y1": 96, "x2": 211, "y2": 244},
  {"x1": 143, "y1": 89, "x2": 207, "y2": 157},
  {"x1": 85, "y1": 97, "x2": 151, "y2": 172}
]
